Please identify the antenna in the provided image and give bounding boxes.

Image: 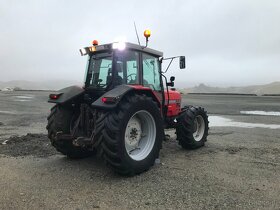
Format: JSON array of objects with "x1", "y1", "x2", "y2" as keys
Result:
[{"x1": 134, "y1": 21, "x2": 141, "y2": 46}]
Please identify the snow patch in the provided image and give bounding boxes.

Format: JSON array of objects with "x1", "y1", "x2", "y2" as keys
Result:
[
  {"x1": 1, "y1": 140, "x2": 8, "y2": 145},
  {"x1": 240, "y1": 111, "x2": 280, "y2": 116},
  {"x1": 209, "y1": 116, "x2": 280, "y2": 129}
]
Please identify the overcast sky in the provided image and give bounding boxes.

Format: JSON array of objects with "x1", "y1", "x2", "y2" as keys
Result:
[{"x1": 0, "y1": 0, "x2": 279, "y2": 87}]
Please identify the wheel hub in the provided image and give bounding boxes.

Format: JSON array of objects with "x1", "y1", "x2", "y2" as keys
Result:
[
  {"x1": 193, "y1": 115, "x2": 205, "y2": 142},
  {"x1": 125, "y1": 118, "x2": 142, "y2": 147},
  {"x1": 124, "y1": 110, "x2": 156, "y2": 161}
]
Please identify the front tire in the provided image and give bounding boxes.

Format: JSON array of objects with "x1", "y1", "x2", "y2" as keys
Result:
[
  {"x1": 176, "y1": 106, "x2": 209, "y2": 149},
  {"x1": 101, "y1": 94, "x2": 164, "y2": 176}
]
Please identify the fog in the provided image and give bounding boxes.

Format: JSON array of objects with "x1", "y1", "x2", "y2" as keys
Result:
[{"x1": 1, "y1": 0, "x2": 280, "y2": 87}]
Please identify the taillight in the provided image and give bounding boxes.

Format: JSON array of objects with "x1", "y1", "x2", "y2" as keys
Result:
[
  {"x1": 101, "y1": 97, "x2": 117, "y2": 104},
  {"x1": 49, "y1": 93, "x2": 62, "y2": 100}
]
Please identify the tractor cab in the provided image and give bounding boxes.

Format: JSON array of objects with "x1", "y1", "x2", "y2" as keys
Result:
[
  {"x1": 81, "y1": 42, "x2": 163, "y2": 91},
  {"x1": 80, "y1": 36, "x2": 185, "y2": 119}
]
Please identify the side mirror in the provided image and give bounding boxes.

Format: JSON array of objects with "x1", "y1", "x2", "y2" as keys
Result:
[
  {"x1": 179, "y1": 56, "x2": 186, "y2": 69},
  {"x1": 167, "y1": 76, "x2": 175, "y2": 87}
]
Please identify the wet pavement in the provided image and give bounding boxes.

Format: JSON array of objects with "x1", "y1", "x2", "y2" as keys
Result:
[{"x1": 0, "y1": 91, "x2": 279, "y2": 209}]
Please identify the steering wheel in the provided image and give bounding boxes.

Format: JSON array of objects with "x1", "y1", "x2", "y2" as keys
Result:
[
  {"x1": 125, "y1": 73, "x2": 137, "y2": 83},
  {"x1": 96, "y1": 79, "x2": 106, "y2": 88}
]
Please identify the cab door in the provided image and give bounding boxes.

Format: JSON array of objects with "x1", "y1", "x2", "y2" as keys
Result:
[{"x1": 142, "y1": 53, "x2": 163, "y2": 104}]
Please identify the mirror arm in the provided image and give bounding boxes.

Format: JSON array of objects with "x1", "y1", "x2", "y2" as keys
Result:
[
  {"x1": 162, "y1": 56, "x2": 181, "y2": 60},
  {"x1": 162, "y1": 55, "x2": 184, "y2": 73},
  {"x1": 163, "y1": 58, "x2": 174, "y2": 73}
]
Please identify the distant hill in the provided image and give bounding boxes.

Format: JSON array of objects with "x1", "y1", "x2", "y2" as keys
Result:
[
  {"x1": 181, "y1": 82, "x2": 280, "y2": 95},
  {"x1": 0, "y1": 80, "x2": 82, "y2": 91},
  {"x1": 1, "y1": 80, "x2": 280, "y2": 95}
]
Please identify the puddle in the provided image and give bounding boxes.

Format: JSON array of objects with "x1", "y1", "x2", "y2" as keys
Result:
[
  {"x1": 209, "y1": 116, "x2": 280, "y2": 129},
  {"x1": 240, "y1": 111, "x2": 280, "y2": 116},
  {"x1": 11, "y1": 95, "x2": 33, "y2": 102},
  {"x1": 14, "y1": 95, "x2": 34, "y2": 99},
  {"x1": 13, "y1": 99, "x2": 31, "y2": 102},
  {"x1": 0, "y1": 110, "x2": 16, "y2": 115}
]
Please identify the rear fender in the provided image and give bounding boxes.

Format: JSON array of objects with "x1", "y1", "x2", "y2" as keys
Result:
[
  {"x1": 48, "y1": 86, "x2": 84, "y2": 104},
  {"x1": 91, "y1": 85, "x2": 160, "y2": 110}
]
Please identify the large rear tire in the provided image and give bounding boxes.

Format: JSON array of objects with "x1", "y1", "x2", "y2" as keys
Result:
[
  {"x1": 176, "y1": 106, "x2": 209, "y2": 149},
  {"x1": 46, "y1": 105, "x2": 94, "y2": 159},
  {"x1": 101, "y1": 94, "x2": 164, "y2": 176}
]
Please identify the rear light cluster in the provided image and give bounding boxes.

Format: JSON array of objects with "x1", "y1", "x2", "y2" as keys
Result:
[
  {"x1": 49, "y1": 93, "x2": 62, "y2": 100},
  {"x1": 101, "y1": 97, "x2": 118, "y2": 104}
]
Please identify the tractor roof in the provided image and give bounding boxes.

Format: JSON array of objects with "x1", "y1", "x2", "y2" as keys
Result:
[{"x1": 86, "y1": 42, "x2": 163, "y2": 57}]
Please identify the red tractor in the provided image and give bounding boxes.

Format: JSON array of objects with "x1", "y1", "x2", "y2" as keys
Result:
[{"x1": 47, "y1": 30, "x2": 209, "y2": 176}]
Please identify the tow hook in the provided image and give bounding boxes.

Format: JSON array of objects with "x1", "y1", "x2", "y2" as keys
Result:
[{"x1": 73, "y1": 137, "x2": 92, "y2": 147}]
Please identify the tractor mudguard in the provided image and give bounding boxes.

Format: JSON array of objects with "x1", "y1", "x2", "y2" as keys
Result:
[
  {"x1": 91, "y1": 85, "x2": 134, "y2": 109},
  {"x1": 48, "y1": 86, "x2": 85, "y2": 104},
  {"x1": 91, "y1": 84, "x2": 160, "y2": 110}
]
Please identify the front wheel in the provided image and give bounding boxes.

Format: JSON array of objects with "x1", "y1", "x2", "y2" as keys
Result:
[
  {"x1": 101, "y1": 94, "x2": 164, "y2": 176},
  {"x1": 176, "y1": 106, "x2": 209, "y2": 149}
]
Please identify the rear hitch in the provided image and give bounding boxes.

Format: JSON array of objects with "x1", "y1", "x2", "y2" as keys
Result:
[
  {"x1": 73, "y1": 137, "x2": 92, "y2": 147},
  {"x1": 55, "y1": 131, "x2": 92, "y2": 148},
  {"x1": 55, "y1": 131, "x2": 74, "y2": 141}
]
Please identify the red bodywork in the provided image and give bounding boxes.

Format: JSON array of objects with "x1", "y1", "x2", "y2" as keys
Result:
[
  {"x1": 130, "y1": 85, "x2": 181, "y2": 118},
  {"x1": 164, "y1": 89, "x2": 181, "y2": 117}
]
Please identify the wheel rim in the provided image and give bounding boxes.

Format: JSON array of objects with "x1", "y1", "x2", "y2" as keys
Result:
[
  {"x1": 124, "y1": 110, "x2": 156, "y2": 161},
  {"x1": 193, "y1": 115, "x2": 205, "y2": 142}
]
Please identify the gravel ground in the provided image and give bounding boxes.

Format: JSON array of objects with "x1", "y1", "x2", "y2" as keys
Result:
[
  {"x1": 0, "y1": 133, "x2": 57, "y2": 157},
  {"x1": 0, "y1": 91, "x2": 279, "y2": 209}
]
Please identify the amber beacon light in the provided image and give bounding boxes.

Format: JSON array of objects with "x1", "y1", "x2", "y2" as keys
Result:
[
  {"x1": 144, "y1": 29, "x2": 151, "y2": 38},
  {"x1": 92, "y1": 40, "x2": 99, "y2": 46}
]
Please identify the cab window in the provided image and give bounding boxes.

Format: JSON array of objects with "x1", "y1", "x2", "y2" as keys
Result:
[
  {"x1": 85, "y1": 52, "x2": 113, "y2": 88},
  {"x1": 142, "y1": 53, "x2": 161, "y2": 91},
  {"x1": 115, "y1": 51, "x2": 139, "y2": 85}
]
